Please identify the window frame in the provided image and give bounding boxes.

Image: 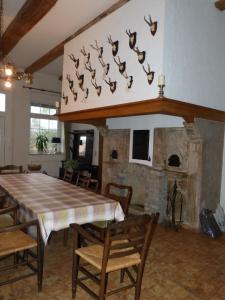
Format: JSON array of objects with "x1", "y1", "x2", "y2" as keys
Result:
[{"x1": 29, "y1": 104, "x2": 63, "y2": 155}]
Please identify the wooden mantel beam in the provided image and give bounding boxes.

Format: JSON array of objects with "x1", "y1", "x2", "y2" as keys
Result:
[
  {"x1": 1, "y1": 0, "x2": 58, "y2": 58},
  {"x1": 25, "y1": 0, "x2": 129, "y2": 74},
  {"x1": 58, "y1": 97, "x2": 225, "y2": 124},
  {"x1": 215, "y1": 0, "x2": 225, "y2": 10}
]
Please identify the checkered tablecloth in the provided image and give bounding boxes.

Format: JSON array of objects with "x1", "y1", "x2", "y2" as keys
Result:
[{"x1": 0, "y1": 173, "x2": 125, "y2": 243}]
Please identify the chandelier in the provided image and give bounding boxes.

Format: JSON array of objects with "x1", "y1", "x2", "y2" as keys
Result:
[{"x1": 0, "y1": 0, "x2": 33, "y2": 88}]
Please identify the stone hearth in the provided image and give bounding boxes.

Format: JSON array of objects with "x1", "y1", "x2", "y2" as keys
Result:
[{"x1": 101, "y1": 119, "x2": 224, "y2": 228}]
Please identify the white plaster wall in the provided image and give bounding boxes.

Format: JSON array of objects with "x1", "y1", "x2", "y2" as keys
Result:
[
  {"x1": 163, "y1": 0, "x2": 225, "y2": 109},
  {"x1": 61, "y1": 0, "x2": 165, "y2": 113},
  {"x1": 70, "y1": 123, "x2": 99, "y2": 165},
  {"x1": 0, "y1": 73, "x2": 64, "y2": 177}
]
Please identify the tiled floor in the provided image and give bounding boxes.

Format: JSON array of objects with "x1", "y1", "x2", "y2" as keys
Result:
[{"x1": 1, "y1": 225, "x2": 225, "y2": 300}]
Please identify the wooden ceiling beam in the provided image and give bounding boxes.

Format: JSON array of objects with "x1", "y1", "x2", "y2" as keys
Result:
[
  {"x1": 215, "y1": 0, "x2": 225, "y2": 10},
  {"x1": 1, "y1": 0, "x2": 58, "y2": 58},
  {"x1": 25, "y1": 0, "x2": 129, "y2": 74},
  {"x1": 58, "y1": 97, "x2": 225, "y2": 124}
]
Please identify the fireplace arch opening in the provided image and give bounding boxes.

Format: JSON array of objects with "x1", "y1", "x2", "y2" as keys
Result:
[{"x1": 168, "y1": 154, "x2": 181, "y2": 167}]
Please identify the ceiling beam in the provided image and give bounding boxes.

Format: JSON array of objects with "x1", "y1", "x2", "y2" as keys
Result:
[
  {"x1": 58, "y1": 97, "x2": 225, "y2": 124},
  {"x1": 25, "y1": 0, "x2": 129, "y2": 74},
  {"x1": 1, "y1": 0, "x2": 58, "y2": 58},
  {"x1": 215, "y1": 0, "x2": 225, "y2": 10}
]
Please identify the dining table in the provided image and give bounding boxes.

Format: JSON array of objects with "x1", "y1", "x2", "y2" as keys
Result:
[{"x1": 0, "y1": 173, "x2": 125, "y2": 244}]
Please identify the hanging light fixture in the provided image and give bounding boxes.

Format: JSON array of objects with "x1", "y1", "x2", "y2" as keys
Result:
[{"x1": 0, "y1": 0, "x2": 33, "y2": 88}]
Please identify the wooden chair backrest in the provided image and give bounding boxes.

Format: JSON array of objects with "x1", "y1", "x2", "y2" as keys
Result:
[
  {"x1": 76, "y1": 171, "x2": 90, "y2": 188},
  {"x1": 105, "y1": 182, "x2": 133, "y2": 216},
  {"x1": 0, "y1": 165, "x2": 23, "y2": 174},
  {"x1": 102, "y1": 213, "x2": 159, "y2": 271},
  {"x1": 63, "y1": 168, "x2": 73, "y2": 183}
]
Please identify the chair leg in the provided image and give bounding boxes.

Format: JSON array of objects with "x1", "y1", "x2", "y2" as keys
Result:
[
  {"x1": 63, "y1": 228, "x2": 69, "y2": 246},
  {"x1": 120, "y1": 268, "x2": 125, "y2": 283},
  {"x1": 99, "y1": 273, "x2": 108, "y2": 300},
  {"x1": 72, "y1": 253, "x2": 80, "y2": 299},
  {"x1": 37, "y1": 240, "x2": 44, "y2": 292},
  {"x1": 134, "y1": 266, "x2": 145, "y2": 300}
]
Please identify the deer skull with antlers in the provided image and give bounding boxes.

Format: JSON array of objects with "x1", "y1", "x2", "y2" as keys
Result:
[
  {"x1": 133, "y1": 47, "x2": 146, "y2": 64},
  {"x1": 75, "y1": 71, "x2": 84, "y2": 91},
  {"x1": 91, "y1": 79, "x2": 102, "y2": 96},
  {"x1": 108, "y1": 35, "x2": 119, "y2": 56},
  {"x1": 90, "y1": 40, "x2": 103, "y2": 58},
  {"x1": 126, "y1": 30, "x2": 137, "y2": 49},
  {"x1": 104, "y1": 78, "x2": 117, "y2": 94},
  {"x1": 144, "y1": 15, "x2": 158, "y2": 36},
  {"x1": 68, "y1": 54, "x2": 79, "y2": 69},
  {"x1": 80, "y1": 46, "x2": 90, "y2": 64},
  {"x1": 62, "y1": 92, "x2": 68, "y2": 105},
  {"x1": 143, "y1": 64, "x2": 155, "y2": 85},
  {"x1": 113, "y1": 56, "x2": 126, "y2": 75},
  {"x1": 84, "y1": 62, "x2": 96, "y2": 80}
]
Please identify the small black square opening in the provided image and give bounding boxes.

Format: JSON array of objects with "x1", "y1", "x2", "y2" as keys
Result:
[{"x1": 132, "y1": 130, "x2": 150, "y2": 160}]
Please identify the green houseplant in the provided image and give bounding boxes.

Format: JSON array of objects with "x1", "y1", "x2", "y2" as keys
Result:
[
  {"x1": 35, "y1": 134, "x2": 49, "y2": 153},
  {"x1": 65, "y1": 159, "x2": 79, "y2": 170}
]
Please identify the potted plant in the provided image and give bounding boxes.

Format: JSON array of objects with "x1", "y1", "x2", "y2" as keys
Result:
[
  {"x1": 65, "y1": 159, "x2": 79, "y2": 170},
  {"x1": 35, "y1": 134, "x2": 49, "y2": 153}
]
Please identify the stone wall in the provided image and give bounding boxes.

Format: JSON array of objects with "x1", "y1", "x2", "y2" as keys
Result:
[{"x1": 101, "y1": 120, "x2": 224, "y2": 228}]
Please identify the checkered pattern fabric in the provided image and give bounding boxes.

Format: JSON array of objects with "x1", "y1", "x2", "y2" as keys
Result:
[{"x1": 0, "y1": 173, "x2": 125, "y2": 243}]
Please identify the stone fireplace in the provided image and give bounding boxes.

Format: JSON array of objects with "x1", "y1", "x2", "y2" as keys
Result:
[{"x1": 101, "y1": 119, "x2": 224, "y2": 229}]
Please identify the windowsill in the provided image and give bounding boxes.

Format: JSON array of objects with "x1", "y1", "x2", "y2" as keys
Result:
[{"x1": 29, "y1": 152, "x2": 64, "y2": 155}]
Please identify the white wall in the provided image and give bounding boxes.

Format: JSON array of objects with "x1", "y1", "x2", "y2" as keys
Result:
[
  {"x1": 61, "y1": 0, "x2": 165, "y2": 113},
  {"x1": 0, "y1": 72, "x2": 64, "y2": 177},
  {"x1": 163, "y1": 0, "x2": 225, "y2": 110}
]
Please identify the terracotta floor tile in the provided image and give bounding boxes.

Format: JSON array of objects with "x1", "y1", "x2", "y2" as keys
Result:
[{"x1": 1, "y1": 225, "x2": 225, "y2": 299}]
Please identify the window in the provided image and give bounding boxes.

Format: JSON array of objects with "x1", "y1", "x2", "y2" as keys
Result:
[
  {"x1": 129, "y1": 129, "x2": 152, "y2": 167},
  {"x1": 0, "y1": 93, "x2": 6, "y2": 112},
  {"x1": 30, "y1": 104, "x2": 62, "y2": 154}
]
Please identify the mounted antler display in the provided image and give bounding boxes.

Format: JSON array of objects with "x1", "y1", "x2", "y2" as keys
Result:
[
  {"x1": 125, "y1": 30, "x2": 137, "y2": 49},
  {"x1": 68, "y1": 54, "x2": 79, "y2": 69},
  {"x1": 75, "y1": 71, "x2": 84, "y2": 91},
  {"x1": 66, "y1": 74, "x2": 73, "y2": 90},
  {"x1": 71, "y1": 88, "x2": 78, "y2": 101},
  {"x1": 99, "y1": 56, "x2": 110, "y2": 76},
  {"x1": 90, "y1": 40, "x2": 103, "y2": 58},
  {"x1": 84, "y1": 62, "x2": 96, "y2": 79},
  {"x1": 84, "y1": 88, "x2": 89, "y2": 100},
  {"x1": 113, "y1": 56, "x2": 126, "y2": 75},
  {"x1": 104, "y1": 77, "x2": 117, "y2": 93},
  {"x1": 107, "y1": 35, "x2": 119, "y2": 56},
  {"x1": 62, "y1": 92, "x2": 68, "y2": 105},
  {"x1": 80, "y1": 46, "x2": 90, "y2": 64},
  {"x1": 144, "y1": 15, "x2": 158, "y2": 36},
  {"x1": 133, "y1": 47, "x2": 146, "y2": 64},
  {"x1": 91, "y1": 79, "x2": 102, "y2": 96},
  {"x1": 143, "y1": 63, "x2": 155, "y2": 85}
]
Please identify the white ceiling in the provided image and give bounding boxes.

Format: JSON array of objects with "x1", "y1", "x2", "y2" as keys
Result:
[{"x1": 3, "y1": 0, "x2": 119, "y2": 76}]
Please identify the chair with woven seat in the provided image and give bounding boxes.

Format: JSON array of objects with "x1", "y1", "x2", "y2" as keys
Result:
[
  {"x1": 70, "y1": 213, "x2": 159, "y2": 300},
  {"x1": 0, "y1": 204, "x2": 18, "y2": 228},
  {"x1": 0, "y1": 218, "x2": 44, "y2": 291},
  {"x1": 86, "y1": 182, "x2": 133, "y2": 240},
  {"x1": 0, "y1": 165, "x2": 23, "y2": 174}
]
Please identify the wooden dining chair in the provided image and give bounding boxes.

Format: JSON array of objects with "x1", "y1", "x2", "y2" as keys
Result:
[
  {"x1": 63, "y1": 168, "x2": 74, "y2": 183},
  {"x1": 0, "y1": 218, "x2": 44, "y2": 291},
  {"x1": 0, "y1": 165, "x2": 23, "y2": 174},
  {"x1": 0, "y1": 204, "x2": 18, "y2": 228},
  {"x1": 70, "y1": 213, "x2": 159, "y2": 300},
  {"x1": 85, "y1": 182, "x2": 133, "y2": 240}
]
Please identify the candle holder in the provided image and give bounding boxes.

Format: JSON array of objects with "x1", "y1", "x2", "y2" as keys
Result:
[{"x1": 158, "y1": 83, "x2": 165, "y2": 98}]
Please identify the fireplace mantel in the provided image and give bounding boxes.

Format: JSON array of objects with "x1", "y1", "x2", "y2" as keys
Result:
[{"x1": 58, "y1": 97, "x2": 225, "y2": 125}]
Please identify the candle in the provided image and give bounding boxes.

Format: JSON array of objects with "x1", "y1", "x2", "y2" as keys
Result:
[
  {"x1": 158, "y1": 74, "x2": 165, "y2": 86},
  {"x1": 55, "y1": 101, "x2": 60, "y2": 108}
]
